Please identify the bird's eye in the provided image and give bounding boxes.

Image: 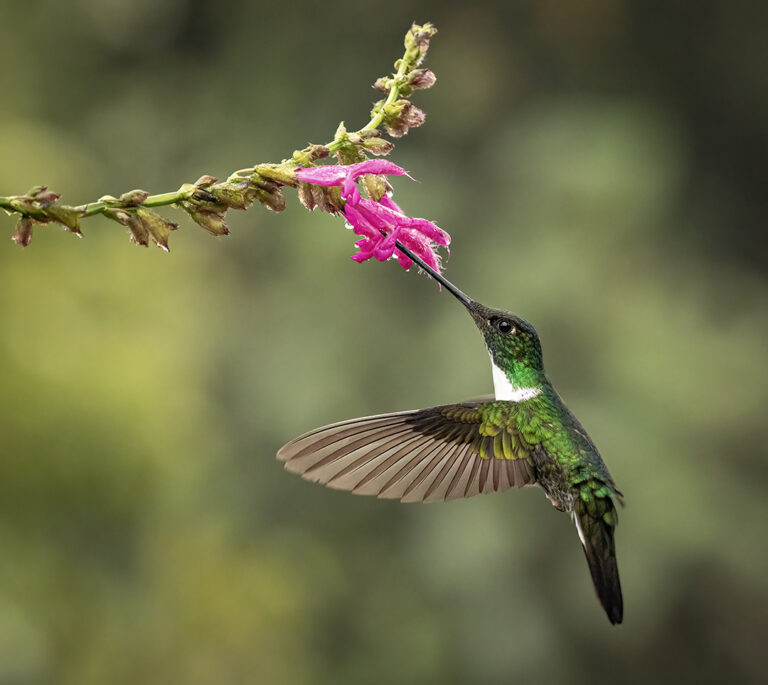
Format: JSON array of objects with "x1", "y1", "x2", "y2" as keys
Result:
[{"x1": 496, "y1": 319, "x2": 515, "y2": 334}]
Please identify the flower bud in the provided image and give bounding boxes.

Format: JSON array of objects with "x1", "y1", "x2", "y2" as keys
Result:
[
  {"x1": 182, "y1": 204, "x2": 229, "y2": 236},
  {"x1": 255, "y1": 164, "x2": 298, "y2": 188},
  {"x1": 363, "y1": 137, "x2": 394, "y2": 156},
  {"x1": 334, "y1": 143, "x2": 366, "y2": 165},
  {"x1": 298, "y1": 182, "x2": 318, "y2": 212},
  {"x1": 404, "y1": 23, "x2": 437, "y2": 66},
  {"x1": 384, "y1": 102, "x2": 425, "y2": 138},
  {"x1": 119, "y1": 189, "x2": 150, "y2": 206},
  {"x1": 28, "y1": 186, "x2": 61, "y2": 206},
  {"x1": 104, "y1": 208, "x2": 149, "y2": 247},
  {"x1": 45, "y1": 204, "x2": 84, "y2": 235},
  {"x1": 321, "y1": 187, "x2": 344, "y2": 214},
  {"x1": 409, "y1": 69, "x2": 436, "y2": 90},
  {"x1": 12, "y1": 217, "x2": 34, "y2": 247},
  {"x1": 193, "y1": 175, "x2": 218, "y2": 188},
  {"x1": 136, "y1": 208, "x2": 178, "y2": 251},
  {"x1": 25, "y1": 185, "x2": 48, "y2": 198},
  {"x1": 297, "y1": 183, "x2": 343, "y2": 214},
  {"x1": 308, "y1": 145, "x2": 330, "y2": 161},
  {"x1": 362, "y1": 174, "x2": 387, "y2": 202},
  {"x1": 254, "y1": 187, "x2": 286, "y2": 212},
  {"x1": 373, "y1": 77, "x2": 391, "y2": 92},
  {"x1": 291, "y1": 145, "x2": 329, "y2": 167},
  {"x1": 209, "y1": 181, "x2": 252, "y2": 210},
  {"x1": 401, "y1": 103, "x2": 426, "y2": 127},
  {"x1": 334, "y1": 121, "x2": 348, "y2": 140}
]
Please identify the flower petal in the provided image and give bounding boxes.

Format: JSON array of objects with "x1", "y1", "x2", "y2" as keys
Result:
[
  {"x1": 379, "y1": 193, "x2": 404, "y2": 214},
  {"x1": 400, "y1": 216, "x2": 450, "y2": 246},
  {"x1": 295, "y1": 166, "x2": 348, "y2": 186},
  {"x1": 397, "y1": 230, "x2": 441, "y2": 272},
  {"x1": 395, "y1": 250, "x2": 413, "y2": 270},
  {"x1": 297, "y1": 160, "x2": 407, "y2": 189},
  {"x1": 373, "y1": 226, "x2": 400, "y2": 261},
  {"x1": 351, "y1": 237, "x2": 377, "y2": 262},
  {"x1": 344, "y1": 160, "x2": 407, "y2": 181},
  {"x1": 298, "y1": 161, "x2": 448, "y2": 273},
  {"x1": 343, "y1": 203, "x2": 379, "y2": 238},
  {"x1": 342, "y1": 172, "x2": 361, "y2": 205},
  {"x1": 353, "y1": 197, "x2": 403, "y2": 228}
]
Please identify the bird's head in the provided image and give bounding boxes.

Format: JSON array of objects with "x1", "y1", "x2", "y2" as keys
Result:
[{"x1": 465, "y1": 302, "x2": 543, "y2": 374}]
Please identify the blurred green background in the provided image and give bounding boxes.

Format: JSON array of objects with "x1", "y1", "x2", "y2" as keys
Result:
[{"x1": 1, "y1": 1, "x2": 767, "y2": 683}]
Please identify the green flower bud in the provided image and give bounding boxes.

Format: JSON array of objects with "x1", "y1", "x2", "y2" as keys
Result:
[
  {"x1": 45, "y1": 204, "x2": 84, "y2": 235},
  {"x1": 322, "y1": 186, "x2": 344, "y2": 214},
  {"x1": 119, "y1": 189, "x2": 150, "y2": 206},
  {"x1": 136, "y1": 208, "x2": 178, "y2": 251},
  {"x1": 25, "y1": 185, "x2": 49, "y2": 198},
  {"x1": 362, "y1": 174, "x2": 387, "y2": 202},
  {"x1": 404, "y1": 23, "x2": 437, "y2": 67},
  {"x1": 255, "y1": 164, "x2": 298, "y2": 188},
  {"x1": 291, "y1": 145, "x2": 329, "y2": 167},
  {"x1": 334, "y1": 121, "x2": 348, "y2": 140},
  {"x1": 209, "y1": 181, "x2": 252, "y2": 210},
  {"x1": 182, "y1": 204, "x2": 229, "y2": 236},
  {"x1": 363, "y1": 137, "x2": 394, "y2": 156}
]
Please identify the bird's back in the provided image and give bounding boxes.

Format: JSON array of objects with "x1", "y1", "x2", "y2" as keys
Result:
[{"x1": 508, "y1": 384, "x2": 623, "y2": 624}]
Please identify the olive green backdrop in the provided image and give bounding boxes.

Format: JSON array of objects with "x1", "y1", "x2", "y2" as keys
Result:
[{"x1": 1, "y1": 1, "x2": 766, "y2": 683}]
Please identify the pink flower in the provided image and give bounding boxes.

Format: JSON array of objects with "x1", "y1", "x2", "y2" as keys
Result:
[{"x1": 296, "y1": 160, "x2": 450, "y2": 272}]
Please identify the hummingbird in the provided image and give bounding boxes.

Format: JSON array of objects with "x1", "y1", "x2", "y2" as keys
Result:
[{"x1": 277, "y1": 244, "x2": 623, "y2": 625}]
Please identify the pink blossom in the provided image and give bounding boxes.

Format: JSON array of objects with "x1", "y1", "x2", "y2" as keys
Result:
[{"x1": 296, "y1": 160, "x2": 449, "y2": 272}]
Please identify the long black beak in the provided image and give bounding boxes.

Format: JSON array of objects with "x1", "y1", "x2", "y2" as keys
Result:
[{"x1": 395, "y1": 240, "x2": 473, "y2": 309}]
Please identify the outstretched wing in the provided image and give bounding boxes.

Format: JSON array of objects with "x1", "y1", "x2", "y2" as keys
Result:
[{"x1": 277, "y1": 399, "x2": 537, "y2": 503}]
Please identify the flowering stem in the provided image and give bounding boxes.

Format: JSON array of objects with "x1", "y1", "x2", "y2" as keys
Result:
[
  {"x1": 327, "y1": 49, "x2": 411, "y2": 151},
  {"x1": 79, "y1": 189, "x2": 195, "y2": 218},
  {"x1": 1, "y1": 22, "x2": 437, "y2": 250}
]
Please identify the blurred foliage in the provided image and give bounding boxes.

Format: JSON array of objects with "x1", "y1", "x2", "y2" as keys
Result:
[{"x1": 1, "y1": 1, "x2": 767, "y2": 684}]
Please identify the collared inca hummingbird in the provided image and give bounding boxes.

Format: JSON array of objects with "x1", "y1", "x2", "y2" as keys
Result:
[{"x1": 277, "y1": 244, "x2": 623, "y2": 625}]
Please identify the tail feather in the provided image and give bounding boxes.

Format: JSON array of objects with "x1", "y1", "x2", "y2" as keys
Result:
[{"x1": 574, "y1": 497, "x2": 623, "y2": 625}]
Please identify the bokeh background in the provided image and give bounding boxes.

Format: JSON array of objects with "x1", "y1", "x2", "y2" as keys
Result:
[{"x1": 1, "y1": 1, "x2": 767, "y2": 683}]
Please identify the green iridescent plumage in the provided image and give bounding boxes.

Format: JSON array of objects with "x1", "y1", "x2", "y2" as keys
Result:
[{"x1": 278, "y1": 259, "x2": 623, "y2": 625}]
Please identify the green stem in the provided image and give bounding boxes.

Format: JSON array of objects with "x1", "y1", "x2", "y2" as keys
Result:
[
  {"x1": 79, "y1": 189, "x2": 195, "y2": 218},
  {"x1": 0, "y1": 22, "x2": 435, "y2": 234},
  {"x1": 362, "y1": 57, "x2": 410, "y2": 132},
  {"x1": 0, "y1": 196, "x2": 47, "y2": 219},
  {"x1": 1, "y1": 67, "x2": 408, "y2": 218},
  {"x1": 326, "y1": 45, "x2": 412, "y2": 153}
]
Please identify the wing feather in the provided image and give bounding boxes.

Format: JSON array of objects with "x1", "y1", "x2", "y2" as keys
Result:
[
  {"x1": 423, "y1": 447, "x2": 464, "y2": 501},
  {"x1": 444, "y1": 446, "x2": 475, "y2": 501},
  {"x1": 277, "y1": 399, "x2": 537, "y2": 503},
  {"x1": 378, "y1": 440, "x2": 451, "y2": 500}
]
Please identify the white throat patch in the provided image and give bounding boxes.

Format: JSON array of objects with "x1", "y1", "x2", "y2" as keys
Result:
[{"x1": 491, "y1": 361, "x2": 541, "y2": 402}]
